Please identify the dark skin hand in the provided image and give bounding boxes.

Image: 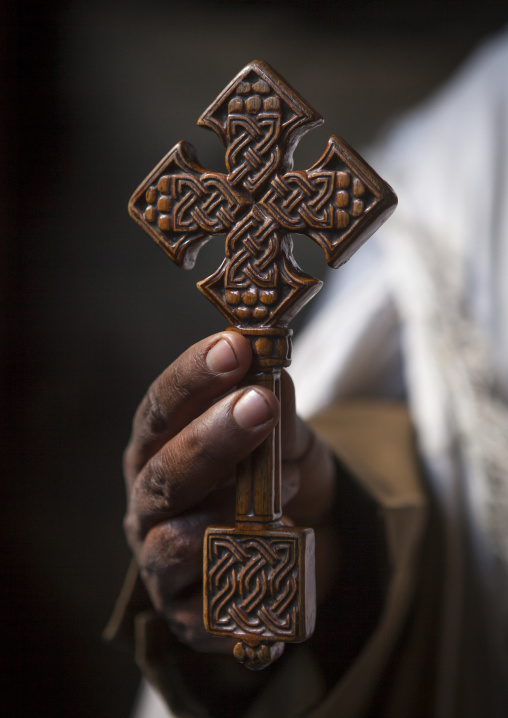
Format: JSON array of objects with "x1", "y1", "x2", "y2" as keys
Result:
[{"x1": 123, "y1": 330, "x2": 341, "y2": 656}]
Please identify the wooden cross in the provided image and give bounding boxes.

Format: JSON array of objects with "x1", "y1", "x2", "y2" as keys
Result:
[{"x1": 129, "y1": 61, "x2": 397, "y2": 670}]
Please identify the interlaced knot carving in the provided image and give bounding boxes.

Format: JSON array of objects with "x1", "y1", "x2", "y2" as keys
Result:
[
  {"x1": 208, "y1": 535, "x2": 298, "y2": 639},
  {"x1": 129, "y1": 60, "x2": 397, "y2": 329},
  {"x1": 225, "y1": 82, "x2": 282, "y2": 193}
]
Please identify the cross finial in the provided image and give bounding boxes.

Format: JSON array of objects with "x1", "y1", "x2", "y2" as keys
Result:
[{"x1": 129, "y1": 61, "x2": 397, "y2": 669}]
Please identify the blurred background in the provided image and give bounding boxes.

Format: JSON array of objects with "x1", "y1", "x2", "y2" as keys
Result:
[{"x1": 3, "y1": 0, "x2": 508, "y2": 715}]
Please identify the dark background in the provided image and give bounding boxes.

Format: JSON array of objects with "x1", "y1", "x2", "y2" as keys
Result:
[{"x1": 4, "y1": 1, "x2": 508, "y2": 715}]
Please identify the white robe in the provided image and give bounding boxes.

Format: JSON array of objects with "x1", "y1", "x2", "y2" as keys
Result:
[{"x1": 291, "y1": 27, "x2": 508, "y2": 717}]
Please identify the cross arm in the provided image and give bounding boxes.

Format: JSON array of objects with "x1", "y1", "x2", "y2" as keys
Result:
[
  {"x1": 128, "y1": 140, "x2": 248, "y2": 269},
  {"x1": 259, "y1": 135, "x2": 397, "y2": 268}
]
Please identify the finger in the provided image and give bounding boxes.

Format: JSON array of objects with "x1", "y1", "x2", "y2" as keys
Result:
[
  {"x1": 124, "y1": 332, "x2": 252, "y2": 484},
  {"x1": 126, "y1": 384, "x2": 280, "y2": 543},
  {"x1": 280, "y1": 371, "x2": 336, "y2": 525},
  {"x1": 137, "y1": 485, "x2": 235, "y2": 600},
  {"x1": 163, "y1": 590, "x2": 235, "y2": 654},
  {"x1": 139, "y1": 515, "x2": 211, "y2": 605},
  {"x1": 137, "y1": 487, "x2": 236, "y2": 655},
  {"x1": 280, "y1": 370, "x2": 311, "y2": 461}
]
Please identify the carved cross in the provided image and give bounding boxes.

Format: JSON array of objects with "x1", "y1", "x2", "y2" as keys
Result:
[{"x1": 129, "y1": 61, "x2": 397, "y2": 669}]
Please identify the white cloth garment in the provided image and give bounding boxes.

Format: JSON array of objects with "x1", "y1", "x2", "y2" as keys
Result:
[
  {"x1": 292, "y1": 27, "x2": 508, "y2": 717},
  {"x1": 137, "y1": 29, "x2": 508, "y2": 718}
]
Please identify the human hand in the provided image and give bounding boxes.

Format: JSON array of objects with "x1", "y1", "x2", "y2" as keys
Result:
[{"x1": 122, "y1": 331, "x2": 338, "y2": 654}]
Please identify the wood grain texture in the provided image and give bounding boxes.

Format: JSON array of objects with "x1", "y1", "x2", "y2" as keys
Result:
[{"x1": 129, "y1": 60, "x2": 397, "y2": 668}]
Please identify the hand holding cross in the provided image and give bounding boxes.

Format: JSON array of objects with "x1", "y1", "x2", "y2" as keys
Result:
[{"x1": 128, "y1": 61, "x2": 396, "y2": 669}]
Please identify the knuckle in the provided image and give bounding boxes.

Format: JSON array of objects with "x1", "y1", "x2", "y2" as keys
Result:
[
  {"x1": 138, "y1": 521, "x2": 203, "y2": 603},
  {"x1": 145, "y1": 528, "x2": 193, "y2": 572},
  {"x1": 127, "y1": 455, "x2": 178, "y2": 539},
  {"x1": 163, "y1": 594, "x2": 210, "y2": 648},
  {"x1": 152, "y1": 449, "x2": 181, "y2": 505},
  {"x1": 122, "y1": 444, "x2": 137, "y2": 486},
  {"x1": 140, "y1": 449, "x2": 177, "y2": 505},
  {"x1": 141, "y1": 386, "x2": 170, "y2": 437},
  {"x1": 123, "y1": 511, "x2": 142, "y2": 550},
  {"x1": 137, "y1": 357, "x2": 198, "y2": 440}
]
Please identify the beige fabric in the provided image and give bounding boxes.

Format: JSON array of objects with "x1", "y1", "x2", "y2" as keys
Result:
[
  {"x1": 107, "y1": 401, "x2": 434, "y2": 718},
  {"x1": 307, "y1": 403, "x2": 427, "y2": 717}
]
